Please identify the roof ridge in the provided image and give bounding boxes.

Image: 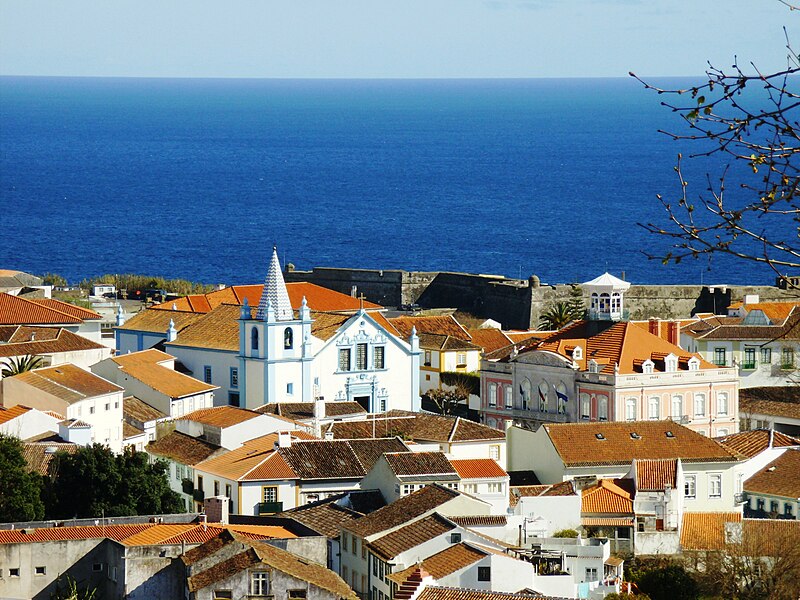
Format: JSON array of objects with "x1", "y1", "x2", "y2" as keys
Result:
[{"x1": 3, "y1": 293, "x2": 83, "y2": 323}]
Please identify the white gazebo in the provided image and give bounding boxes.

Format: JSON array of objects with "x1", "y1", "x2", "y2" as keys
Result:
[{"x1": 583, "y1": 272, "x2": 631, "y2": 321}]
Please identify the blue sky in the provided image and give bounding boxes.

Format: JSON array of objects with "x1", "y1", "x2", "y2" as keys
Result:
[{"x1": 0, "y1": 0, "x2": 793, "y2": 78}]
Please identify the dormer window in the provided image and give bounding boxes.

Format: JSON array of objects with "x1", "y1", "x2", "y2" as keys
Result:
[
  {"x1": 573, "y1": 346, "x2": 583, "y2": 360},
  {"x1": 688, "y1": 357, "x2": 700, "y2": 371},
  {"x1": 664, "y1": 354, "x2": 678, "y2": 373},
  {"x1": 642, "y1": 360, "x2": 655, "y2": 374}
]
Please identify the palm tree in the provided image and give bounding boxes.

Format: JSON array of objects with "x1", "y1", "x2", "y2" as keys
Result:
[
  {"x1": 539, "y1": 302, "x2": 575, "y2": 331},
  {"x1": 1, "y1": 355, "x2": 44, "y2": 378}
]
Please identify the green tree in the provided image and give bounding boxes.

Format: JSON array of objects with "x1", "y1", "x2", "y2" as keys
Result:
[
  {"x1": 552, "y1": 528, "x2": 579, "y2": 538},
  {"x1": 48, "y1": 445, "x2": 182, "y2": 518},
  {"x1": 426, "y1": 385, "x2": 469, "y2": 416},
  {"x1": 40, "y1": 272, "x2": 68, "y2": 287},
  {"x1": 539, "y1": 301, "x2": 575, "y2": 330},
  {"x1": 50, "y1": 574, "x2": 97, "y2": 600},
  {"x1": 0, "y1": 434, "x2": 45, "y2": 522},
  {"x1": 566, "y1": 284, "x2": 586, "y2": 320},
  {"x1": 633, "y1": 6, "x2": 800, "y2": 279},
  {"x1": 1, "y1": 355, "x2": 44, "y2": 378},
  {"x1": 633, "y1": 562, "x2": 698, "y2": 600}
]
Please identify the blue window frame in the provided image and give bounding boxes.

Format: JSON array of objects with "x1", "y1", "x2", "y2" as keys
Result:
[
  {"x1": 230, "y1": 367, "x2": 238, "y2": 388},
  {"x1": 251, "y1": 328, "x2": 259, "y2": 350},
  {"x1": 203, "y1": 366, "x2": 212, "y2": 384}
]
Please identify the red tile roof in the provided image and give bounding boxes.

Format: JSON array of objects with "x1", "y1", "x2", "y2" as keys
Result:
[
  {"x1": 467, "y1": 328, "x2": 513, "y2": 353},
  {"x1": 328, "y1": 412, "x2": 504, "y2": 443},
  {"x1": 388, "y1": 542, "x2": 487, "y2": 583},
  {"x1": 389, "y1": 316, "x2": 472, "y2": 340},
  {"x1": 679, "y1": 512, "x2": 743, "y2": 551},
  {"x1": 0, "y1": 326, "x2": 107, "y2": 358},
  {"x1": 384, "y1": 452, "x2": 458, "y2": 478},
  {"x1": 180, "y1": 406, "x2": 262, "y2": 427},
  {"x1": 9, "y1": 364, "x2": 122, "y2": 403},
  {"x1": 28, "y1": 298, "x2": 101, "y2": 321},
  {"x1": 581, "y1": 479, "x2": 634, "y2": 514},
  {"x1": 450, "y1": 458, "x2": 508, "y2": 480},
  {"x1": 369, "y1": 513, "x2": 456, "y2": 559},
  {"x1": 0, "y1": 404, "x2": 31, "y2": 425},
  {"x1": 416, "y1": 587, "x2": 551, "y2": 600},
  {"x1": 0, "y1": 293, "x2": 84, "y2": 325},
  {"x1": 716, "y1": 429, "x2": 800, "y2": 458},
  {"x1": 744, "y1": 449, "x2": 800, "y2": 499},
  {"x1": 544, "y1": 420, "x2": 739, "y2": 466},
  {"x1": 634, "y1": 458, "x2": 678, "y2": 492}
]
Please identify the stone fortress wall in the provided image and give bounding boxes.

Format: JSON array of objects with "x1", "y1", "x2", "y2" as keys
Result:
[{"x1": 284, "y1": 265, "x2": 795, "y2": 330}]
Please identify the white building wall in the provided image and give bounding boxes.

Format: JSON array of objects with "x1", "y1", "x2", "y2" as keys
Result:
[
  {"x1": 67, "y1": 391, "x2": 124, "y2": 453},
  {"x1": 239, "y1": 480, "x2": 298, "y2": 515},
  {"x1": 514, "y1": 495, "x2": 582, "y2": 537},
  {"x1": 0, "y1": 409, "x2": 60, "y2": 440},
  {"x1": 443, "y1": 439, "x2": 508, "y2": 471},
  {"x1": 165, "y1": 345, "x2": 240, "y2": 406}
]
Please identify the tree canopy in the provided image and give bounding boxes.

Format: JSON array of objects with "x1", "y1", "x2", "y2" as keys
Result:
[
  {"x1": 0, "y1": 434, "x2": 45, "y2": 522},
  {"x1": 47, "y1": 445, "x2": 182, "y2": 519}
]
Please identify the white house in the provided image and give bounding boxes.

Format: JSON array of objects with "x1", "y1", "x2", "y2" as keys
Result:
[
  {"x1": 176, "y1": 405, "x2": 305, "y2": 450},
  {"x1": 0, "y1": 325, "x2": 111, "y2": 375},
  {"x1": 0, "y1": 405, "x2": 61, "y2": 441},
  {"x1": 0, "y1": 363, "x2": 124, "y2": 452},
  {"x1": 91, "y1": 349, "x2": 217, "y2": 418}
]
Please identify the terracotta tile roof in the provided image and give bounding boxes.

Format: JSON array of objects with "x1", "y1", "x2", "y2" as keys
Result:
[
  {"x1": 152, "y1": 282, "x2": 381, "y2": 314},
  {"x1": 279, "y1": 438, "x2": 409, "y2": 480},
  {"x1": 369, "y1": 513, "x2": 456, "y2": 559},
  {"x1": 159, "y1": 524, "x2": 295, "y2": 545},
  {"x1": 117, "y1": 308, "x2": 203, "y2": 334},
  {"x1": 278, "y1": 499, "x2": 364, "y2": 538},
  {"x1": 196, "y1": 434, "x2": 291, "y2": 481},
  {"x1": 741, "y1": 301, "x2": 800, "y2": 323},
  {"x1": 680, "y1": 512, "x2": 743, "y2": 551},
  {"x1": 111, "y1": 349, "x2": 217, "y2": 399},
  {"x1": 187, "y1": 547, "x2": 261, "y2": 592},
  {"x1": 689, "y1": 311, "x2": 800, "y2": 342},
  {"x1": 180, "y1": 406, "x2": 262, "y2": 427},
  {"x1": 582, "y1": 517, "x2": 634, "y2": 527},
  {"x1": 716, "y1": 429, "x2": 800, "y2": 458},
  {"x1": 346, "y1": 490, "x2": 388, "y2": 514},
  {"x1": 0, "y1": 325, "x2": 107, "y2": 358},
  {"x1": 416, "y1": 333, "x2": 482, "y2": 352},
  {"x1": 146, "y1": 431, "x2": 223, "y2": 466},
  {"x1": 744, "y1": 449, "x2": 800, "y2": 498},
  {"x1": 581, "y1": 479, "x2": 635, "y2": 514},
  {"x1": 0, "y1": 523, "x2": 154, "y2": 545},
  {"x1": 328, "y1": 412, "x2": 504, "y2": 443},
  {"x1": 384, "y1": 452, "x2": 459, "y2": 478},
  {"x1": 450, "y1": 459, "x2": 508, "y2": 480},
  {"x1": 308, "y1": 311, "x2": 353, "y2": 342},
  {"x1": 9, "y1": 364, "x2": 122, "y2": 404},
  {"x1": 449, "y1": 515, "x2": 507, "y2": 527},
  {"x1": 466, "y1": 328, "x2": 513, "y2": 353},
  {"x1": 389, "y1": 315, "x2": 472, "y2": 341},
  {"x1": 496, "y1": 320, "x2": 716, "y2": 375},
  {"x1": 416, "y1": 587, "x2": 550, "y2": 600},
  {"x1": 123, "y1": 422, "x2": 144, "y2": 440},
  {"x1": 634, "y1": 458, "x2": 678, "y2": 491},
  {"x1": 122, "y1": 524, "x2": 199, "y2": 546},
  {"x1": 28, "y1": 298, "x2": 101, "y2": 320},
  {"x1": 740, "y1": 387, "x2": 800, "y2": 420},
  {"x1": 510, "y1": 481, "x2": 579, "y2": 507},
  {"x1": 243, "y1": 451, "x2": 298, "y2": 481},
  {"x1": 123, "y1": 395, "x2": 167, "y2": 423},
  {"x1": 256, "y1": 401, "x2": 367, "y2": 421},
  {"x1": 347, "y1": 484, "x2": 461, "y2": 538},
  {"x1": 22, "y1": 442, "x2": 79, "y2": 476},
  {"x1": 388, "y1": 542, "x2": 487, "y2": 583},
  {"x1": 544, "y1": 421, "x2": 740, "y2": 467},
  {"x1": 0, "y1": 292, "x2": 86, "y2": 325},
  {"x1": 0, "y1": 404, "x2": 31, "y2": 424}
]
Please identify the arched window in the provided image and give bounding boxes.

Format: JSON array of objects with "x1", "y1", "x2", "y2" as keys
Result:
[
  {"x1": 590, "y1": 293, "x2": 599, "y2": 309},
  {"x1": 598, "y1": 395, "x2": 608, "y2": 420},
  {"x1": 284, "y1": 327, "x2": 293, "y2": 349},
  {"x1": 626, "y1": 398, "x2": 637, "y2": 421},
  {"x1": 717, "y1": 392, "x2": 729, "y2": 416},
  {"x1": 611, "y1": 292, "x2": 621, "y2": 312},
  {"x1": 648, "y1": 396, "x2": 660, "y2": 420},
  {"x1": 580, "y1": 393, "x2": 591, "y2": 419},
  {"x1": 488, "y1": 383, "x2": 497, "y2": 408},
  {"x1": 694, "y1": 393, "x2": 706, "y2": 416},
  {"x1": 521, "y1": 379, "x2": 531, "y2": 410},
  {"x1": 599, "y1": 293, "x2": 610, "y2": 311},
  {"x1": 672, "y1": 394, "x2": 683, "y2": 419},
  {"x1": 556, "y1": 382, "x2": 568, "y2": 415},
  {"x1": 251, "y1": 327, "x2": 259, "y2": 351},
  {"x1": 538, "y1": 381, "x2": 549, "y2": 412}
]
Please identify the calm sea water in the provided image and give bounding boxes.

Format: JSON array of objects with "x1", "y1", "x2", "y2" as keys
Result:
[{"x1": 0, "y1": 76, "x2": 779, "y2": 286}]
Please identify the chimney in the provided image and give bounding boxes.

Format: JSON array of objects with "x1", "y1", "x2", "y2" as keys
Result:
[
  {"x1": 276, "y1": 431, "x2": 292, "y2": 448},
  {"x1": 204, "y1": 496, "x2": 229, "y2": 525},
  {"x1": 648, "y1": 317, "x2": 659, "y2": 337},
  {"x1": 667, "y1": 320, "x2": 680, "y2": 346},
  {"x1": 166, "y1": 319, "x2": 178, "y2": 343}
]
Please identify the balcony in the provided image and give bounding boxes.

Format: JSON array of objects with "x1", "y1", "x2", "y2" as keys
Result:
[
  {"x1": 741, "y1": 362, "x2": 757, "y2": 371},
  {"x1": 192, "y1": 489, "x2": 205, "y2": 503},
  {"x1": 734, "y1": 492, "x2": 747, "y2": 504},
  {"x1": 258, "y1": 501, "x2": 283, "y2": 515},
  {"x1": 181, "y1": 479, "x2": 194, "y2": 495}
]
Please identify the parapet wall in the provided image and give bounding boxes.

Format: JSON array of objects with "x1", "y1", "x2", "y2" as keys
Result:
[{"x1": 284, "y1": 266, "x2": 797, "y2": 329}]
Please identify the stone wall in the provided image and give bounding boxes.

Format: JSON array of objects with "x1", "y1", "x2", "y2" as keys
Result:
[{"x1": 284, "y1": 266, "x2": 799, "y2": 329}]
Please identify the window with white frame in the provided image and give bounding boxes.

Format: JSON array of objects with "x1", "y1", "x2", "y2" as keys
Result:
[
  {"x1": 688, "y1": 357, "x2": 700, "y2": 371},
  {"x1": 672, "y1": 394, "x2": 683, "y2": 420},
  {"x1": 490, "y1": 445, "x2": 500, "y2": 461},
  {"x1": 642, "y1": 360, "x2": 654, "y2": 374},
  {"x1": 598, "y1": 395, "x2": 608, "y2": 420},
  {"x1": 708, "y1": 473, "x2": 722, "y2": 498},
  {"x1": 338, "y1": 348, "x2": 351, "y2": 372},
  {"x1": 456, "y1": 352, "x2": 467, "y2": 367},
  {"x1": 580, "y1": 394, "x2": 590, "y2": 420},
  {"x1": 585, "y1": 567, "x2": 598, "y2": 582},
  {"x1": 487, "y1": 482, "x2": 504, "y2": 494},
  {"x1": 648, "y1": 396, "x2": 660, "y2": 420},
  {"x1": 488, "y1": 383, "x2": 497, "y2": 407},
  {"x1": 250, "y1": 571, "x2": 270, "y2": 596},
  {"x1": 694, "y1": 393, "x2": 706, "y2": 417},
  {"x1": 665, "y1": 355, "x2": 678, "y2": 372},
  {"x1": 717, "y1": 392, "x2": 729, "y2": 416},
  {"x1": 424, "y1": 350, "x2": 432, "y2": 366},
  {"x1": 684, "y1": 475, "x2": 696, "y2": 498},
  {"x1": 626, "y1": 398, "x2": 637, "y2": 421},
  {"x1": 373, "y1": 346, "x2": 385, "y2": 369},
  {"x1": 504, "y1": 385, "x2": 513, "y2": 409},
  {"x1": 462, "y1": 483, "x2": 478, "y2": 494},
  {"x1": 356, "y1": 343, "x2": 368, "y2": 370}
]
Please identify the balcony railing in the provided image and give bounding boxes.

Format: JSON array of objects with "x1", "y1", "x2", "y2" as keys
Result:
[
  {"x1": 734, "y1": 492, "x2": 747, "y2": 504},
  {"x1": 258, "y1": 501, "x2": 283, "y2": 515},
  {"x1": 181, "y1": 479, "x2": 194, "y2": 495},
  {"x1": 741, "y1": 362, "x2": 756, "y2": 371},
  {"x1": 192, "y1": 489, "x2": 205, "y2": 503}
]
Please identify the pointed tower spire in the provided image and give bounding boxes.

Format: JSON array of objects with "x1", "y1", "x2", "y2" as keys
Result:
[{"x1": 256, "y1": 246, "x2": 293, "y2": 321}]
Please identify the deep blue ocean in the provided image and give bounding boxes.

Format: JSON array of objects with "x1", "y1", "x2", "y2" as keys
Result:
[{"x1": 0, "y1": 76, "x2": 782, "y2": 286}]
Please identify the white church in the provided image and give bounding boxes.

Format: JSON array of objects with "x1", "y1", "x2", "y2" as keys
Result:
[{"x1": 117, "y1": 248, "x2": 422, "y2": 413}]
